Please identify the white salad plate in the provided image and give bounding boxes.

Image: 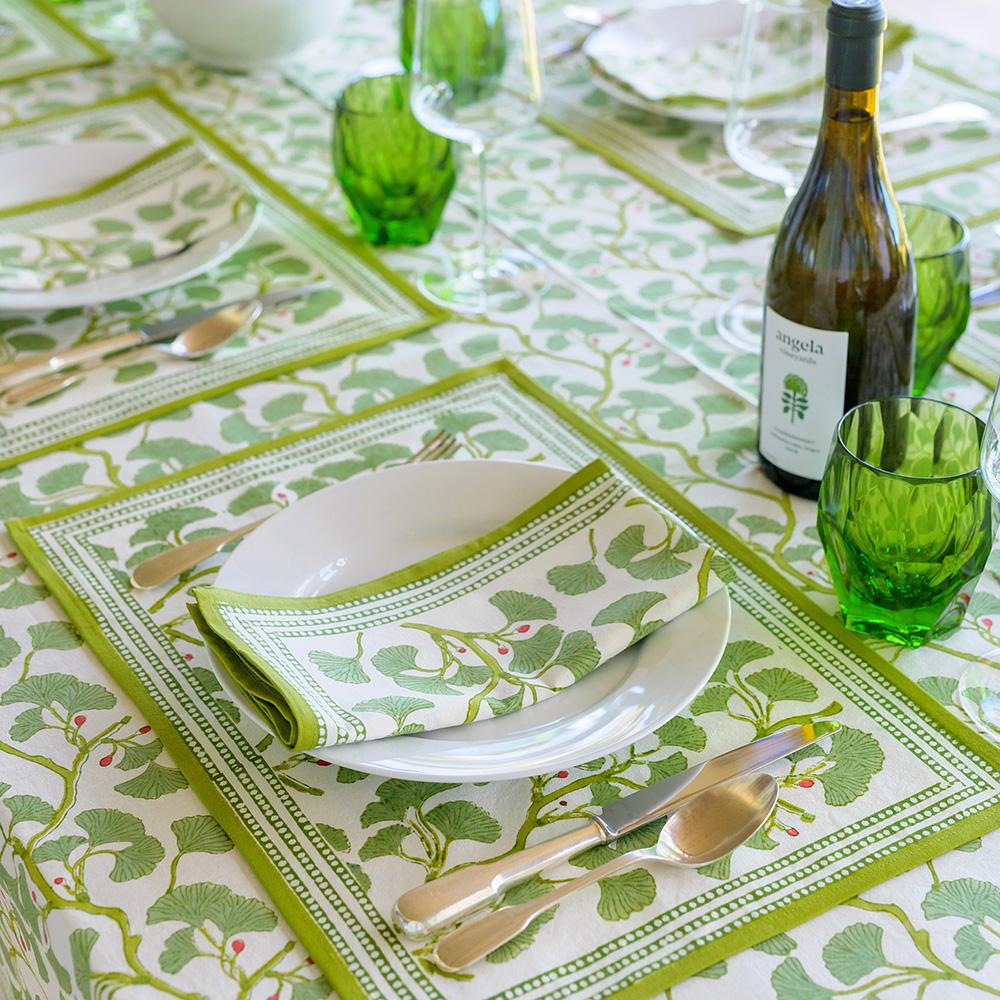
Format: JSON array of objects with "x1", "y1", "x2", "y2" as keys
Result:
[
  {"x1": 211, "y1": 459, "x2": 731, "y2": 781},
  {"x1": 0, "y1": 140, "x2": 259, "y2": 311},
  {"x1": 583, "y1": 1, "x2": 909, "y2": 124}
]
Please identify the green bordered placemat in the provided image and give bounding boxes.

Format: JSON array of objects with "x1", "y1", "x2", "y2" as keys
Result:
[
  {"x1": 0, "y1": 88, "x2": 443, "y2": 471},
  {"x1": 9, "y1": 360, "x2": 1000, "y2": 1000},
  {"x1": 0, "y1": 0, "x2": 110, "y2": 86},
  {"x1": 542, "y1": 32, "x2": 1000, "y2": 237}
]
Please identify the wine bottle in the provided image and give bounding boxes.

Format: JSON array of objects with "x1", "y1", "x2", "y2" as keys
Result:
[{"x1": 757, "y1": 0, "x2": 916, "y2": 499}]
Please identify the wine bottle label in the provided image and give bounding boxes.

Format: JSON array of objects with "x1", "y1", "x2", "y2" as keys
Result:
[{"x1": 759, "y1": 307, "x2": 849, "y2": 482}]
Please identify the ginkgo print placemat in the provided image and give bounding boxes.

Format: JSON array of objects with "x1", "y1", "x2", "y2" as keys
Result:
[
  {"x1": 9, "y1": 361, "x2": 1000, "y2": 1000},
  {"x1": 0, "y1": 90, "x2": 441, "y2": 470},
  {"x1": 0, "y1": 0, "x2": 110, "y2": 86}
]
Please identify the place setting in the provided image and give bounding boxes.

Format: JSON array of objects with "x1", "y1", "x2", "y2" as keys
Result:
[
  {"x1": 0, "y1": 90, "x2": 437, "y2": 468},
  {"x1": 1, "y1": 0, "x2": 1000, "y2": 998}
]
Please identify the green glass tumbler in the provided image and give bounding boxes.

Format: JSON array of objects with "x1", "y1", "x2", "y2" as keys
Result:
[
  {"x1": 817, "y1": 397, "x2": 993, "y2": 648},
  {"x1": 333, "y1": 73, "x2": 456, "y2": 247},
  {"x1": 900, "y1": 203, "x2": 971, "y2": 395}
]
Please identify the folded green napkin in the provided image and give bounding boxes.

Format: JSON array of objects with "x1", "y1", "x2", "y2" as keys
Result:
[
  {"x1": 192, "y1": 459, "x2": 728, "y2": 752},
  {"x1": 0, "y1": 136, "x2": 256, "y2": 291}
]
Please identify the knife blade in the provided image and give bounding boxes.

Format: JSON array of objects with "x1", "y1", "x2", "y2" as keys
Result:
[
  {"x1": 393, "y1": 719, "x2": 840, "y2": 939},
  {"x1": 596, "y1": 719, "x2": 839, "y2": 838},
  {"x1": 136, "y1": 280, "x2": 329, "y2": 344},
  {"x1": 0, "y1": 280, "x2": 329, "y2": 389}
]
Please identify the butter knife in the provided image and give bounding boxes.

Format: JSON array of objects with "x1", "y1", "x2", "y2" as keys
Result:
[
  {"x1": 0, "y1": 281, "x2": 328, "y2": 390},
  {"x1": 393, "y1": 719, "x2": 839, "y2": 939}
]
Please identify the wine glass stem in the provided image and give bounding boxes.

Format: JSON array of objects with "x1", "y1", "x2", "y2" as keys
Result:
[{"x1": 474, "y1": 144, "x2": 489, "y2": 313}]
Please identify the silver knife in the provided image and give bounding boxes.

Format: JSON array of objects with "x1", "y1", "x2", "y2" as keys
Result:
[
  {"x1": 0, "y1": 281, "x2": 329, "y2": 390},
  {"x1": 393, "y1": 719, "x2": 839, "y2": 939}
]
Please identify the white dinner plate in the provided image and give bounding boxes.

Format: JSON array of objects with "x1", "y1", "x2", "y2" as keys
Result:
[
  {"x1": 583, "y1": 1, "x2": 909, "y2": 124},
  {"x1": 0, "y1": 140, "x2": 259, "y2": 311},
  {"x1": 211, "y1": 459, "x2": 731, "y2": 781}
]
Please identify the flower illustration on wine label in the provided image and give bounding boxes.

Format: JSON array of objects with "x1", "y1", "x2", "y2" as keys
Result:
[{"x1": 782, "y1": 374, "x2": 809, "y2": 423}]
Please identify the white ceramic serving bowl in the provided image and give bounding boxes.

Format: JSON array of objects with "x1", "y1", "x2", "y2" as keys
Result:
[{"x1": 150, "y1": 0, "x2": 349, "y2": 70}]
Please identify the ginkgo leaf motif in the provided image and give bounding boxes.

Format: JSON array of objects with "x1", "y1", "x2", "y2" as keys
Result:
[
  {"x1": 746, "y1": 667, "x2": 818, "y2": 704},
  {"x1": 592, "y1": 592, "x2": 666, "y2": 643},
  {"x1": 489, "y1": 590, "x2": 557, "y2": 627},
  {"x1": 710, "y1": 640, "x2": 773, "y2": 682},
  {"x1": 546, "y1": 528, "x2": 606, "y2": 595},
  {"x1": 821, "y1": 923, "x2": 886, "y2": 984},
  {"x1": 814, "y1": 727, "x2": 884, "y2": 807},
  {"x1": 354, "y1": 695, "x2": 434, "y2": 734},
  {"x1": 550, "y1": 630, "x2": 601, "y2": 680},
  {"x1": 309, "y1": 650, "x2": 369, "y2": 684},
  {"x1": 371, "y1": 645, "x2": 459, "y2": 696},
  {"x1": 509, "y1": 624, "x2": 563, "y2": 675}
]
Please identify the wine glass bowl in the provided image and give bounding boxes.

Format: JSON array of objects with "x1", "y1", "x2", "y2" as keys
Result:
[{"x1": 410, "y1": 0, "x2": 547, "y2": 313}]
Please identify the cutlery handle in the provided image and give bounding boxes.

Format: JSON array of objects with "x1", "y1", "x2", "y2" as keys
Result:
[
  {"x1": 0, "y1": 330, "x2": 143, "y2": 389},
  {"x1": 433, "y1": 848, "x2": 648, "y2": 972},
  {"x1": 2, "y1": 372, "x2": 83, "y2": 409},
  {"x1": 129, "y1": 517, "x2": 269, "y2": 590},
  {"x1": 393, "y1": 819, "x2": 605, "y2": 939},
  {"x1": 972, "y1": 280, "x2": 1000, "y2": 311}
]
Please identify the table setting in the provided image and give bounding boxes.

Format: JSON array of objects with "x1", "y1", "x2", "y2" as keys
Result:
[{"x1": 0, "y1": 1, "x2": 998, "y2": 999}]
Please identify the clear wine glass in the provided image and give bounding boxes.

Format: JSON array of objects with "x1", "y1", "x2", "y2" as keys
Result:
[
  {"x1": 958, "y1": 385, "x2": 1000, "y2": 742},
  {"x1": 716, "y1": 0, "x2": 827, "y2": 353},
  {"x1": 411, "y1": 0, "x2": 547, "y2": 314}
]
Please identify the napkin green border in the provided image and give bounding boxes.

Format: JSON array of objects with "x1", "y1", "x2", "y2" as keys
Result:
[
  {"x1": 8, "y1": 359, "x2": 1000, "y2": 1000},
  {"x1": 0, "y1": 87, "x2": 447, "y2": 471},
  {"x1": 194, "y1": 458, "x2": 614, "y2": 751},
  {"x1": 0, "y1": 0, "x2": 112, "y2": 87},
  {"x1": 0, "y1": 134, "x2": 197, "y2": 219}
]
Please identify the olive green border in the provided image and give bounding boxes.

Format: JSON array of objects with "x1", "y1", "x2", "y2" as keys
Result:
[
  {"x1": 0, "y1": 0, "x2": 112, "y2": 87},
  {"x1": 0, "y1": 134, "x2": 196, "y2": 219},
  {"x1": 8, "y1": 359, "x2": 1000, "y2": 1000},
  {"x1": 0, "y1": 87, "x2": 448, "y2": 471}
]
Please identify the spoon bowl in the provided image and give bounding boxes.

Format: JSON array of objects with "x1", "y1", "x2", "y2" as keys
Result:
[
  {"x1": 657, "y1": 771, "x2": 779, "y2": 865},
  {"x1": 164, "y1": 300, "x2": 262, "y2": 359},
  {"x1": 433, "y1": 771, "x2": 780, "y2": 972}
]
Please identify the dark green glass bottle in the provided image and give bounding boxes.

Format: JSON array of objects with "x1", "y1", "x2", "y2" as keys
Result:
[{"x1": 757, "y1": 0, "x2": 916, "y2": 499}]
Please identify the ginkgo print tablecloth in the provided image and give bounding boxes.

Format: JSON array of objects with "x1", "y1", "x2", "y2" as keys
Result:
[
  {"x1": 0, "y1": 0, "x2": 109, "y2": 86},
  {"x1": 9, "y1": 363, "x2": 1000, "y2": 1000},
  {"x1": 0, "y1": 90, "x2": 440, "y2": 470}
]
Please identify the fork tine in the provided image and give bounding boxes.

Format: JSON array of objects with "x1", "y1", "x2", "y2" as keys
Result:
[
  {"x1": 421, "y1": 432, "x2": 458, "y2": 463},
  {"x1": 408, "y1": 429, "x2": 447, "y2": 464}
]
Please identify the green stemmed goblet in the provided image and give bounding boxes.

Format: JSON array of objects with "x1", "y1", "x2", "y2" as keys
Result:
[
  {"x1": 817, "y1": 396, "x2": 993, "y2": 648},
  {"x1": 900, "y1": 202, "x2": 971, "y2": 395},
  {"x1": 333, "y1": 73, "x2": 456, "y2": 247}
]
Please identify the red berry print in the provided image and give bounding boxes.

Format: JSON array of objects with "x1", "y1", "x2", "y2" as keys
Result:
[
  {"x1": 305, "y1": 957, "x2": 315, "y2": 966},
  {"x1": 99, "y1": 754, "x2": 113, "y2": 767},
  {"x1": 138, "y1": 725, "x2": 151, "y2": 734},
  {"x1": 622, "y1": 358, "x2": 631, "y2": 366},
  {"x1": 232, "y1": 939, "x2": 245, "y2": 954},
  {"x1": 267, "y1": 994, "x2": 279, "y2": 1000},
  {"x1": 787, "y1": 827, "x2": 799, "y2": 837},
  {"x1": 457, "y1": 647, "x2": 467, "y2": 654},
  {"x1": 557, "y1": 770, "x2": 568, "y2": 779},
  {"x1": 797, "y1": 779, "x2": 814, "y2": 788},
  {"x1": 73, "y1": 715, "x2": 86, "y2": 727},
  {"x1": 516, "y1": 624, "x2": 530, "y2": 633},
  {"x1": 314, "y1": 759, "x2": 332, "y2": 766},
  {"x1": 559, "y1": 800, "x2": 567, "y2": 807},
  {"x1": 276, "y1": 492, "x2": 287, "y2": 499},
  {"x1": 984, "y1": 618, "x2": 994, "y2": 628},
  {"x1": 183, "y1": 653, "x2": 193, "y2": 661},
  {"x1": 959, "y1": 593, "x2": 970, "y2": 604},
  {"x1": 31, "y1": 891, "x2": 36, "y2": 902},
  {"x1": 53, "y1": 878, "x2": 63, "y2": 885},
  {"x1": 5, "y1": 552, "x2": 16, "y2": 559},
  {"x1": 498, "y1": 647, "x2": 509, "y2": 655}
]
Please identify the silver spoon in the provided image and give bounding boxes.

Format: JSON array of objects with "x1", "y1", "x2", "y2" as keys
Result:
[
  {"x1": 432, "y1": 772, "x2": 779, "y2": 972},
  {"x1": 0, "y1": 300, "x2": 262, "y2": 409}
]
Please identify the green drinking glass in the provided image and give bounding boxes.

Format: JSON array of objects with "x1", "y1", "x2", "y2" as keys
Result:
[
  {"x1": 817, "y1": 396, "x2": 993, "y2": 648},
  {"x1": 333, "y1": 73, "x2": 456, "y2": 247},
  {"x1": 900, "y1": 202, "x2": 971, "y2": 395}
]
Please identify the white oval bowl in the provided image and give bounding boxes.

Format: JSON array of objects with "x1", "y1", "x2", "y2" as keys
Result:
[{"x1": 150, "y1": 0, "x2": 349, "y2": 70}]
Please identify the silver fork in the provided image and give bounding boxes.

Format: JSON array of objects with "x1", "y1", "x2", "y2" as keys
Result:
[{"x1": 129, "y1": 430, "x2": 460, "y2": 590}]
